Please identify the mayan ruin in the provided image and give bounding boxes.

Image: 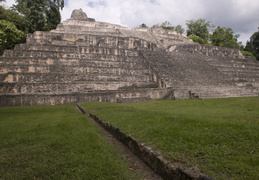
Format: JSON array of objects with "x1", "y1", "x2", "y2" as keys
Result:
[{"x1": 0, "y1": 9, "x2": 258, "y2": 106}]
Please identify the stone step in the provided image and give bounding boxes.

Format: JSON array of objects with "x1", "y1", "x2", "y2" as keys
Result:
[
  {"x1": 0, "y1": 56, "x2": 146, "y2": 66},
  {"x1": 180, "y1": 86, "x2": 259, "y2": 99},
  {"x1": 217, "y1": 66, "x2": 259, "y2": 71},
  {"x1": 0, "y1": 72, "x2": 151, "y2": 83},
  {"x1": 0, "y1": 81, "x2": 157, "y2": 94},
  {"x1": 208, "y1": 61, "x2": 259, "y2": 68},
  {"x1": 223, "y1": 72, "x2": 259, "y2": 78},
  {"x1": 0, "y1": 64, "x2": 150, "y2": 74},
  {"x1": 0, "y1": 88, "x2": 171, "y2": 106},
  {"x1": 235, "y1": 82, "x2": 259, "y2": 88},
  {"x1": 119, "y1": 29, "x2": 157, "y2": 44},
  {"x1": 26, "y1": 31, "x2": 122, "y2": 45},
  {"x1": 2, "y1": 49, "x2": 139, "y2": 59},
  {"x1": 197, "y1": 94, "x2": 257, "y2": 99},
  {"x1": 116, "y1": 96, "x2": 152, "y2": 103},
  {"x1": 13, "y1": 43, "x2": 140, "y2": 54}
]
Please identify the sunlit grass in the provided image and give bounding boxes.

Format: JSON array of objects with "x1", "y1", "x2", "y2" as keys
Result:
[{"x1": 81, "y1": 97, "x2": 259, "y2": 180}]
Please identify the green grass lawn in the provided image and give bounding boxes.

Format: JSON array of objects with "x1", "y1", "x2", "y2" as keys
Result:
[
  {"x1": 81, "y1": 97, "x2": 259, "y2": 180},
  {"x1": 0, "y1": 105, "x2": 140, "y2": 180}
]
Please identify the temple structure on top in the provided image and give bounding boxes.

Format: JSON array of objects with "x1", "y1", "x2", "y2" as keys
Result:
[{"x1": 0, "y1": 9, "x2": 258, "y2": 106}]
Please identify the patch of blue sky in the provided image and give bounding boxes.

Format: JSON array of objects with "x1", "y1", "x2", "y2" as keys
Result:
[{"x1": 87, "y1": 1, "x2": 107, "y2": 8}]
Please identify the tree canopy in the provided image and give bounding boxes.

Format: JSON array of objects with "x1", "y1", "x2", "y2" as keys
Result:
[
  {"x1": 13, "y1": 0, "x2": 64, "y2": 33},
  {"x1": 0, "y1": 5, "x2": 28, "y2": 32},
  {"x1": 0, "y1": 20, "x2": 25, "y2": 54},
  {"x1": 245, "y1": 32, "x2": 259, "y2": 60},
  {"x1": 186, "y1": 18, "x2": 213, "y2": 43},
  {"x1": 210, "y1": 26, "x2": 240, "y2": 49},
  {"x1": 175, "y1": 25, "x2": 184, "y2": 34},
  {"x1": 139, "y1": 23, "x2": 148, "y2": 28},
  {"x1": 0, "y1": 6, "x2": 27, "y2": 54},
  {"x1": 0, "y1": 0, "x2": 64, "y2": 54}
]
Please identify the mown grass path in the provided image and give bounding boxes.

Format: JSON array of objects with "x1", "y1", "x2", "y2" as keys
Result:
[
  {"x1": 0, "y1": 105, "x2": 140, "y2": 179},
  {"x1": 81, "y1": 97, "x2": 259, "y2": 180}
]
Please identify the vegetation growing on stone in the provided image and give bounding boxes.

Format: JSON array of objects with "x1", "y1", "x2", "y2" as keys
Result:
[{"x1": 187, "y1": 34, "x2": 207, "y2": 44}]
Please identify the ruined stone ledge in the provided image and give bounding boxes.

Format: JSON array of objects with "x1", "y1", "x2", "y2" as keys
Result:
[
  {"x1": 0, "y1": 73, "x2": 150, "y2": 84},
  {"x1": 173, "y1": 44, "x2": 244, "y2": 59},
  {"x1": 14, "y1": 43, "x2": 142, "y2": 52},
  {"x1": 77, "y1": 105, "x2": 213, "y2": 180},
  {"x1": 0, "y1": 63, "x2": 148, "y2": 72},
  {"x1": 0, "y1": 56, "x2": 146, "y2": 65},
  {"x1": 0, "y1": 88, "x2": 172, "y2": 107},
  {"x1": 4, "y1": 49, "x2": 140, "y2": 58},
  {"x1": 1, "y1": 81, "x2": 158, "y2": 94},
  {"x1": 0, "y1": 67, "x2": 150, "y2": 77}
]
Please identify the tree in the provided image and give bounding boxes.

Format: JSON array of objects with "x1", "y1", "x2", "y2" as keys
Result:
[
  {"x1": 0, "y1": 6, "x2": 28, "y2": 32},
  {"x1": 0, "y1": 20, "x2": 25, "y2": 54},
  {"x1": 210, "y1": 26, "x2": 240, "y2": 49},
  {"x1": 139, "y1": 23, "x2": 148, "y2": 28},
  {"x1": 13, "y1": 0, "x2": 64, "y2": 33},
  {"x1": 245, "y1": 32, "x2": 259, "y2": 60},
  {"x1": 45, "y1": 2, "x2": 61, "y2": 30},
  {"x1": 186, "y1": 18, "x2": 213, "y2": 43},
  {"x1": 0, "y1": 6, "x2": 27, "y2": 54},
  {"x1": 160, "y1": 21, "x2": 174, "y2": 30},
  {"x1": 175, "y1": 25, "x2": 184, "y2": 34}
]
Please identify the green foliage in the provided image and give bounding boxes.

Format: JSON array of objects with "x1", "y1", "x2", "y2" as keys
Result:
[
  {"x1": 158, "y1": 21, "x2": 184, "y2": 34},
  {"x1": 245, "y1": 32, "x2": 259, "y2": 60},
  {"x1": 241, "y1": 50, "x2": 256, "y2": 59},
  {"x1": 188, "y1": 34, "x2": 206, "y2": 44},
  {"x1": 0, "y1": 20, "x2": 25, "y2": 54},
  {"x1": 81, "y1": 97, "x2": 259, "y2": 180},
  {"x1": 139, "y1": 23, "x2": 148, "y2": 28},
  {"x1": 0, "y1": 105, "x2": 140, "y2": 179},
  {"x1": 210, "y1": 26, "x2": 240, "y2": 49},
  {"x1": 13, "y1": 0, "x2": 63, "y2": 33},
  {"x1": 175, "y1": 24, "x2": 184, "y2": 34},
  {"x1": 45, "y1": 3, "x2": 61, "y2": 30},
  {"x1": 160, "y1": 21, "x2": 175, "y2": 30},
  {"x1": 186, "y1": 18, "x2": 213, "y2": 42},
  {"x1": 0, "y1": 6, "x2": 28, "y2": 32}
]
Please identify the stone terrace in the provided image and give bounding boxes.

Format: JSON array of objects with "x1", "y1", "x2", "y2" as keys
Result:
[{"x1": 0, "y1": 9, "x2": 258, "y2": 106}]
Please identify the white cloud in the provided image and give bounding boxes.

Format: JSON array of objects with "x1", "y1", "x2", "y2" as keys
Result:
[
  {"x1": 2, "y1": 0, "x2": 259, "y2": 44},
  {"x1": 0, "y1": 0, "x2": 15, "y2": 8}
]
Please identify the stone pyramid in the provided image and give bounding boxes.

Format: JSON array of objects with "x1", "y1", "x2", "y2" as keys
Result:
[{"x1": 0, "y1": 9, "x2": 258, "y2": 106}]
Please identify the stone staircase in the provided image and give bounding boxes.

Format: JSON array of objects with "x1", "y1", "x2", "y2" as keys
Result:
[
  {"x1": 0, "y1": 9, "x2": 258, "y2": 106},
  {"x1": 0, "y1": 44, "x2": 154, "y2": 92},
  {"x1": 0, "y1": 32, "x2": 174, "y2": 106},
  {"x1": 140, "y1": 48, "x2": 259, "y2": 99}
]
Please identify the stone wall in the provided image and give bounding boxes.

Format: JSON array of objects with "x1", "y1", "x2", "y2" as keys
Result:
[
  {"x1": 0, "y1": 88, "x2": 173, "y2": 107},
  {"x1": 77, "y1": 105, "x2": 213, "y2": 180},
  {"x1": 170, "y1": 44, "x2": 244, "y2": 59}
]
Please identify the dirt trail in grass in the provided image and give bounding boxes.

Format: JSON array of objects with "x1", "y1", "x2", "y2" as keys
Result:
[{"x1": 76, "y1": 106, "x2": 163, "y2": 180}]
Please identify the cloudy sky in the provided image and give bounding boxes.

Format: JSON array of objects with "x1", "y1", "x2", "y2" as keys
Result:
[{"x1": 2, "y1": 0, "x2": 259, "y2": 44}]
